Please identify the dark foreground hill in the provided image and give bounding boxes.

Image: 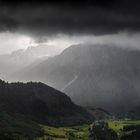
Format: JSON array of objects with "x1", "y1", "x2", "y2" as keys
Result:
[
  {"x1": 0, "y1": 80, "x2": 93, "y2": 126},
  {"x1": 0, "y1": 112, "x2": 44, "y2": 139}
]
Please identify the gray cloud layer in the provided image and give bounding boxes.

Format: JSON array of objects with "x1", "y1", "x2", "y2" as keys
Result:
[{"x1": 0, "y1": 0, "x2": 140, "y2": 37}]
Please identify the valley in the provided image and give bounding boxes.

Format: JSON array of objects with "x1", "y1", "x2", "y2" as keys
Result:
[
  {"x1": 1, "y1": 79, "x2": 140, "y2": 140},
  {"x1": 1, "y1": 44, "x2": 140, "y2": 140},
  {"x1": 36, "y1": 120, "x2": 140, "y2": 140},
  {"x1": 1, "y1": 113, "x2": 140, "y2": 140},
  {"x1": 0, "y1": 1, "x2": 140, "y2": 139}
]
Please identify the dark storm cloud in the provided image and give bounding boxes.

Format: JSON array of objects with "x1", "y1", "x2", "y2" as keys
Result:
[{"x1": 0, "y1": 0, "x2": 140, "y2": 37}]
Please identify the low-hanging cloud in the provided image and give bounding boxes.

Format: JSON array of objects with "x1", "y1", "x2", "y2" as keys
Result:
[{"x1": 0, "y1": 0, "x2": 140, "y2": 38}]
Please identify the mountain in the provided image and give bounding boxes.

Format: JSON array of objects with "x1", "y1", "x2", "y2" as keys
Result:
[
  {"x1": 86, "y1": 107, "x2": 112, "y2": 120},
  {"x1": 0, "y1": 79, "x2": 93, "y2": 126},
  {"x1": 11, "y1": 44, "x2": 140, "y2": 113},
  {"x1": 0, "y1": 44, "x2": 61, "y2": 80}
]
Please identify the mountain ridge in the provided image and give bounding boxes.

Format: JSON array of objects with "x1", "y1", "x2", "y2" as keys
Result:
[
  {"x1": 0, "y1": 79, "x2": 94, "y2": 126},
  {"x1": 10, "y1": 44, "x2": 140, "y2": 112}
]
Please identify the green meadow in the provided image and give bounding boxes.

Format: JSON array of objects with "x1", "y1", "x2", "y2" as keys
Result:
[
  {"x1": 36, "y1": 124, "x2": 90, "y2": 140},
  {"x1": 108, "y1": 120, "x2": 140, "y2": 132},
  {"x1": 36, "y1": 120, "x2": 140, "y2": 140}
]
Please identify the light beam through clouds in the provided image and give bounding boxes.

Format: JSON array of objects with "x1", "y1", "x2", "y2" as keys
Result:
[{"x1": 0, "y1": 32, "x2": 32, "y2": 54}]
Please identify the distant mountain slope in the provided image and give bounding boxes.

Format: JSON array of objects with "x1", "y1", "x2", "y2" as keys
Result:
[
  {"x1": 11, "y1": 44, "x2": 140, "y2": 112},
  {"x1": 86, "y1": 107, "x2": 112, "y2": 120},
  {"x1": 129, "y1": 106, "x2": 140, "y2": 119},
  {"x1": 0, "y1": 44, "x2": 61, "y2": 80},
  {"x1": 0, "y1": 80, "x2": 93, "y2": 126},
  {"x1": 0, "y1": 49, "x2": 47, "y2": 79}
]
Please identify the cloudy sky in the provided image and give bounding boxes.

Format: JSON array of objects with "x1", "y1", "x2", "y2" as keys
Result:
[{"x1": 0, "y1": 0, "x2": 140, "y2": 54}]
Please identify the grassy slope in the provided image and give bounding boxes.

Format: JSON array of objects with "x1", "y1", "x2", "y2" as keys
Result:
[
  {"x1": 0, "y1": 112, "x2": 90, "y2": 140},
  {"x1": 36, "y1": 124, "x2": 90, "y2": 140},
  {"x1": 107, "y1": 120, "x2": 140, "y2": 139},
  {"x1": 37, "y1": 120, "x2": 140, "y2": 140},
  {"x1": 108, "y1": 120, "x2": 140, "y2": 132}
]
